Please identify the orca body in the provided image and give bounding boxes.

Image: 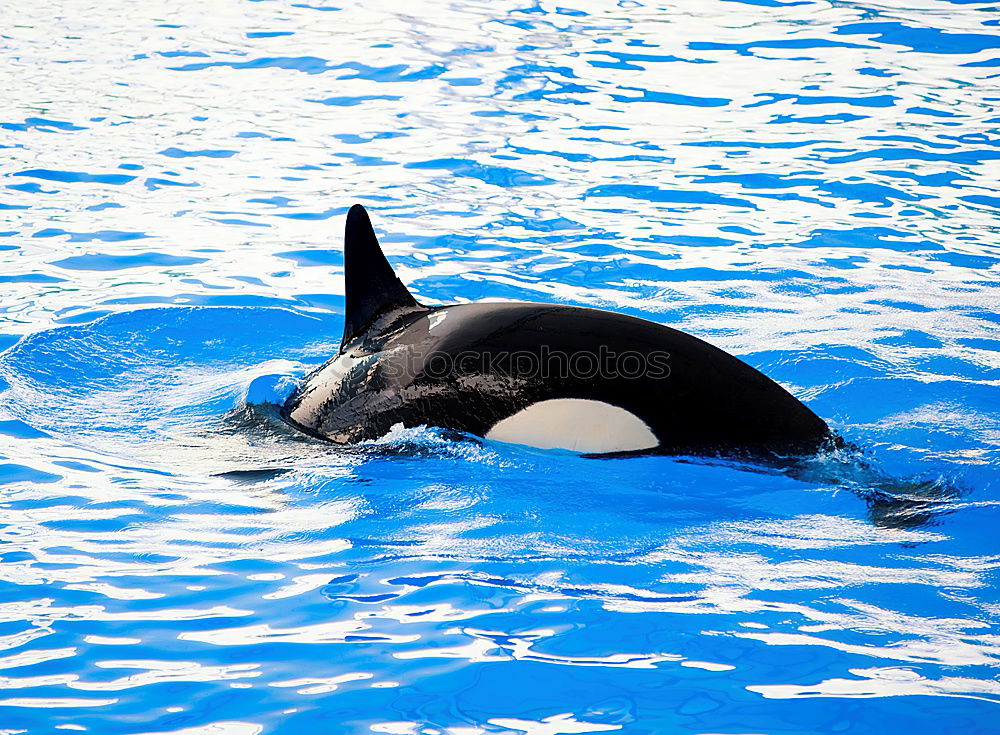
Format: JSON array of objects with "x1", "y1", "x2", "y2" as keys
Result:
[{"x1": 282, "y1": 205, "x2": 831, "y2": 456}]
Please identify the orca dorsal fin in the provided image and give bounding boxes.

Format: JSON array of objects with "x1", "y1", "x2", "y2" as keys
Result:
[{"x1": 341, "y1": 204, "x2": 422, "y2": 351}]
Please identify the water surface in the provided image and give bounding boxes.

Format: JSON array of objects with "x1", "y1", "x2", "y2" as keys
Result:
[{"x1": 1, "y1": 0, "x2": 999, "y2": 733}]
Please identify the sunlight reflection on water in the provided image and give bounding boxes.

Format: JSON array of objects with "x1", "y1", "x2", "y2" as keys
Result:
[{"x1": 0, "y1": 0, "x2": 998, "y2": 733}]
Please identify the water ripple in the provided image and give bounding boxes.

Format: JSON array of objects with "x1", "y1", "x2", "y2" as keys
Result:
[{"x1": 1, "y1": 0, "x2": 998, "y2": 732}]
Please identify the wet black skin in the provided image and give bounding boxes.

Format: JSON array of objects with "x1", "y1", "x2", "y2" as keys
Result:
[
  {"x1": 282, "y1": 301, "x2": 832, "y2": 455},
  {"x1": 280, "y1": 204, "x2": 832, "y2": 456}
]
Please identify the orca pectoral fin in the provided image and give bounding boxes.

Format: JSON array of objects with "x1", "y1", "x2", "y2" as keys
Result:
[{"x1": 341, "y1": 204, "x2": 423, "y2": 351}]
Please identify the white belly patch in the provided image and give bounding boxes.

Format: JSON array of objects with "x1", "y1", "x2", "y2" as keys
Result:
[{"x1": 484, "y1": 398, "x2": 659, "y2": 454}]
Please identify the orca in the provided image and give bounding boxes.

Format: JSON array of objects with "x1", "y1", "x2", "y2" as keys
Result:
[{"x1": 281, "y1": 204, "x2": 832, "y2": 456}]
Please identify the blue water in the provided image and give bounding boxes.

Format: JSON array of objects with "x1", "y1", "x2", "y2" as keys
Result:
[{"x1": 1, "y1": 1, "x2": 999, "y2": 733}]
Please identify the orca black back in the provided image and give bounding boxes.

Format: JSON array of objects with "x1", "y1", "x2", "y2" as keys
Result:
[{"x1": 282, "y1": 205, "x2": 831, "y2": 456}]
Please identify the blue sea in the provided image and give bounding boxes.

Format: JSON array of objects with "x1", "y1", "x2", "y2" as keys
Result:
[{"x1": 1, "y1": 1, "x2": 998, "y2": 733}]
